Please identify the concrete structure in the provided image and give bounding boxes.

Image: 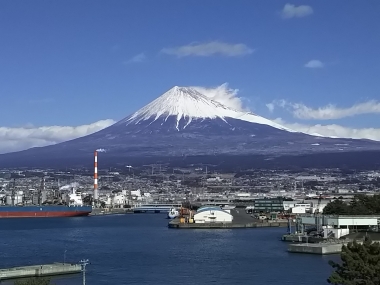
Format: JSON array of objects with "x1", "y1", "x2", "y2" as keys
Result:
[
  {"x1": 283, "y1": 200, "x2": 301, "y2": 211},
  {"x1": 286, "y1": 200, "x2": 329, "y2": 214},
  {"x1": 300, "y1": 215, "x2": 379, "y2": 228},
  {"x1": 322, "y1": 226, "x2": 349, "y2": 239},
  {"x1": 291, "y1": 203, "x2": 312, "y2": 214},
  {"x1": 193, "y1": 206, "x2": 233, "y2": 223},
  {"x1": 300, "y1": 215, "x2": 380, "y2": 228},
  {"x1": 169, "y1": 221, "x2": 288, "y2": 229},
  {"x1": 327, "y1": 216, "x2": 378, "y2": 227},
  {"x1": 0, "y1": 263, "x2": 81, "y2": 280},
  {"x1": 288, "y1": 242, "x2": 345, "y2": 255},
  {"x1": 292, "y1": 215, "x2": 380, "y2": 240}
]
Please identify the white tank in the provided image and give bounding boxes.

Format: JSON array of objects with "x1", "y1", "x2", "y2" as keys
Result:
[
  {"x1": 6, "y1": 194, "x2": 23, "y2": 205},
  {"x1": 104, "y1": 195, "x2": 112, "y2": 206},
  {"x1": 0, "y1": 193, "x2": 6, "y2": 205},
  {"x1": 113, "y1": 194, "x2": 126, "y2": 206},
  {"x1": 68, "y1": 188, "x2": 83, "y2": 206}
]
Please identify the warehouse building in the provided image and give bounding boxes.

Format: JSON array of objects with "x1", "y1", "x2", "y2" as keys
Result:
[{"x1": 193, "y1": 206, "x2": 233, "y2": 223}]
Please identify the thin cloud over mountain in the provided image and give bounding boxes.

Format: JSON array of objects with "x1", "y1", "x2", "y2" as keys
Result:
[
  {"x1": 269, "y1": 100, "x2": 380, "y2": 120},
  {"x1": 281, "y1": 3, "x2": 313, "y2": 19},
  {"x1": 161, "y1": 41, "x2": 254, "y2": 57}
]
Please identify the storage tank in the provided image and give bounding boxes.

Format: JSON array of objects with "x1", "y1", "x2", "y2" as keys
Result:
[
  {"x1": 6, "y1": 194, "x2": 23, "y2": 205},
  {"x1": 0, "y1": 193, "x2": 6, "y2": 205},
  {"x1": 113, "y1": 194, "x2": 126, "y2": 206}
]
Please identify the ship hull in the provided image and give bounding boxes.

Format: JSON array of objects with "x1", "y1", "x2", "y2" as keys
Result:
[{"x1": 0, "y1": 206, "x2": 92, "y2": 218}]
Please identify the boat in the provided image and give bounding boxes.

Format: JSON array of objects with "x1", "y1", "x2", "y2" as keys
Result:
[
  {"x1": 167, "y1": 207, "x2": 179, "y2": 219},
  {"x1": 0, "y1": 188, "x2": 92, "y2": 218},
  {"x1": 221, "y1": 205, "x2": 236, "y2": 211},
  {"x1": 0, "y1": 205, "x2": 92, "y2": 218}
]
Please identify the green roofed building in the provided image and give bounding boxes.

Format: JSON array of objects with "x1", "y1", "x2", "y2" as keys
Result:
[{"x1": 253, "y1": 198, "x2": 284, "y2": 213}]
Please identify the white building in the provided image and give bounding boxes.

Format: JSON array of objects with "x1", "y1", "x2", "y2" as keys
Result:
[
  {"x1": 291, "y1": 203, "x2": 312, "y2": 214},
  {"x1": 283, "y1": 200, "x2": 301, "y2": 211},
  {"x1": 193, "y1": 206, "x2": 233, "y2": 223},
  {"x1": 113, "y1": 194, "x2": 127, "y2": 207},
  {"x1": 286, "y1": 199, "x2": 330, "y2": 214}
]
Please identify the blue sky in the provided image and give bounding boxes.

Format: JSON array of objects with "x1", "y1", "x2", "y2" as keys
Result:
[{"x1": 0, "y1": 1, "x2": 379, "y2": 153}]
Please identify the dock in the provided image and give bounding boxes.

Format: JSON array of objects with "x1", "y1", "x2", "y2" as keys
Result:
[
  {"x1": 169, "y1": 220, "x2": 288, "y2": 229},
  {"x1": 169, "y1": 209, "x2": 289, "y2": 229},
  {"x1": 281, "y1": 234, "x2": 325, "y2": 243},
  {"x1": 287, "y1": 242, "x2": 345, "y2": 255},
  {"x1": 0, "y1": 263, "x2": 81, "y2": 280},
  {"x1": 286, "y1": 232, "x2": 380, "y2": 255}
]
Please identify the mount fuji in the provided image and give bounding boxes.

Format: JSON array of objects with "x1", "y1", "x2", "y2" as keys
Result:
[{"x1": 1, "y1": 86, "x2": 380, "y2": 168}]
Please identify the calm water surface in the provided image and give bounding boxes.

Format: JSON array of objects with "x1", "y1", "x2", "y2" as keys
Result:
[{"x1": 0, "y1": 214, "x2": 336, "y2": 284}]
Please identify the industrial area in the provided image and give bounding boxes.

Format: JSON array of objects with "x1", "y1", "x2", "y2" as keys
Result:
[
  {"x1": 0, "y1": 150, "x2": 379, "y2": 285},
  {"x1": 0, "y1": 151, "x2": 379, "y2": 258}
]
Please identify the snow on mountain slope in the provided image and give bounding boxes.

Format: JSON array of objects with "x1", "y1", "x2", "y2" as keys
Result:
[{"x1": 119, "y1": 86, "x2": 294, "y2": 132}]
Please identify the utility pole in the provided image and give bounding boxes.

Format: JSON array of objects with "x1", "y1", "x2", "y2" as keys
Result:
[{"x1": 80, "y1": 259, "x2": 89, "y2": 285}]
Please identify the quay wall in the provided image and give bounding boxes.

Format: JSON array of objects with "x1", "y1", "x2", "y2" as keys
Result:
[{"x1": 0, "y1": 263, "x2": 81, "y2": 280}]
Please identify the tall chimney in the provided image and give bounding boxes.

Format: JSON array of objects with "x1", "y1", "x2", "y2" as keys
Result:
[{"x1": 94, "y1": 151, "x2": 98, "y2": 200}]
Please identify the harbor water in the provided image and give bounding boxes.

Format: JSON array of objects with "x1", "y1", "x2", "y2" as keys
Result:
[{"x1": 0, "y1": 214, "x2": 336, "y2": 284}]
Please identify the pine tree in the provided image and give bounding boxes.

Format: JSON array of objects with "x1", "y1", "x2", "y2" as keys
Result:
[
  {"x1": 328, "y1": 237, "x2": 380, "y2": 285},
  {"x1": 323, "y1": 199, "x2": 350, "y2": 215}
]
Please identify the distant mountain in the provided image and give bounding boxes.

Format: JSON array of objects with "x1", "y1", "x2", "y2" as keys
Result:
[{"x1": 1, "y1": 86, "x2": 380, "y2": 168}]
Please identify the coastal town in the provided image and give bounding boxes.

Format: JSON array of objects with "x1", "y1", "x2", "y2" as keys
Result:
[{"x1": 1, "y1": 165, "x2": 379, "y2": 212}]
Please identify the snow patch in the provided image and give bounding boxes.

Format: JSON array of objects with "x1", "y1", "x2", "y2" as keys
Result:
[{"x1": 122, "y1": 86, "x2": 293, "y2": 132}]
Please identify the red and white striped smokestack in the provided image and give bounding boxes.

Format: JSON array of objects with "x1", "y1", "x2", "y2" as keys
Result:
[{"x1": 94, "y1": 150, "x2": 99, "y2": 200}]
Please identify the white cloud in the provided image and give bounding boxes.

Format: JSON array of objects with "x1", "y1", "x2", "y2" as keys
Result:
[
  {"x1": 305, "y1": 60, "x2": 324, "y2": 68},
  {"x1": 266, "y1": 103, "x2": 275, "y2": 113},
  {"x1": 125, "y1": 53, "x2": 146, "y2": 63},
  {"x1": 281, "y1": 3, "x2": 313, "y2": 19},
  {"x1": 161, "y1": 41, "x2": 254, "y2": 57},
  {"x1": 272, "y1": 100, "x2": 380, "y2": 120},
  {"x1": 0, "y1": 119, "x2": 115, "y2": 154},
  {"x1": 274, "y1": 118, "x2": 380, "y2": 141},
  {"x1": 192, "y1": 83, "x2": 247, "y2": 112}
]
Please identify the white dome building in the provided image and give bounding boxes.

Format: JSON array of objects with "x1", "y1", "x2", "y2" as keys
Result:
[{"x1": 193, "y1": 206, "x2": 233, "y2": 224}]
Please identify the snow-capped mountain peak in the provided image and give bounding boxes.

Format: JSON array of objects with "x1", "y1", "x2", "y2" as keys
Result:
[{"x1": 121, "y1": 86, "x2": 293, "y2": 132}]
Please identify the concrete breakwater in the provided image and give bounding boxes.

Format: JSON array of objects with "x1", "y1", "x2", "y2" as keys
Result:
[
  {"x1": 287, "y1": 242, "x2": 346, "y2": 255},
  {"x1": 169, "y1": 220, "x2": 289, "y2": 229},
  {"x1": 0, "y1": 263, "x2": 81, "y2": 280}
]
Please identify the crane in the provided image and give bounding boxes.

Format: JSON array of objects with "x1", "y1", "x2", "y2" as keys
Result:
[
  {"x1": 314, "y1": 194, "x2": 323, "y2": 215},
  {"x1": 314, "y1": 194, "x2": 323, "y2": 236}
]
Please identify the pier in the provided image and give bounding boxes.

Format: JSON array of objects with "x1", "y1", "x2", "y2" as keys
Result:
[
  {"x1": 169, "y1": 209, "x2": 289, "y2": 229},
  {"x1": 169, "y1": 219, "x2": 289, "y2": 228},
  {"x1": 287, "y1": 242, "x2": 345, "y2": 255},
  {"x1": 0, "y1": 263, "x2": 81, "y2": 280}
]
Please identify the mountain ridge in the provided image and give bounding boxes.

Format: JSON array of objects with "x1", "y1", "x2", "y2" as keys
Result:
[{"x1": 1, "y1": 85, "x2": 380, "y2": 168}]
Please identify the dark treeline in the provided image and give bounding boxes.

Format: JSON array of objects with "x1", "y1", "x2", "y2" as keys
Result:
[
  {"x1": 328, "y1": 237, "x2": 380, "y2": 284},
  {"x1": 324, "y1": 194, "x2": 380, "y2": 215}
]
